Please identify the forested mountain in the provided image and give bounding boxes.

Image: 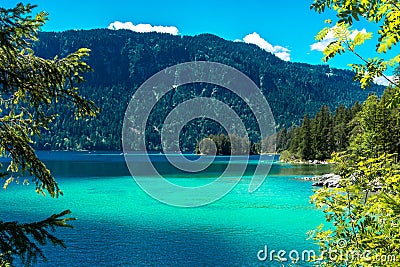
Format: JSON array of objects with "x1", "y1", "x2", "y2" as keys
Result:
[{"x1": 32, "y1": 29, "x2": 383, "y2": 151}]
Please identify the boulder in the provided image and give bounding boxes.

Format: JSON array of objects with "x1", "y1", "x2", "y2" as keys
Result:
[{"x1": 311, "y1": 173, "x2": 342, "y2": 188}]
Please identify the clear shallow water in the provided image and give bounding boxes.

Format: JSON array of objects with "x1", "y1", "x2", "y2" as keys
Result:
[{"x1": 0, "y1": 152, "x2": 331, "y2": 266}]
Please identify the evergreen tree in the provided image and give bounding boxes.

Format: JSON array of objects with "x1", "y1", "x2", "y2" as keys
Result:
[
  {"x1": 299, "y1": 114, "x2": 314, "y2": 160},
  {"x1": 349, "y1": 89, "x2": 400, "y2": 158},
  {"x1": 312, "y1": 105, "x2": 334, "y2": 160},
  {"x1": 0, "y1": 4, "x2": 97, "y2": 265},
  {"x1": 333, "y1": 104, "x2": 350, "y2": 151},
  {"x1": 281, "y1": 102, "x2": 361, "y2": 161},
  {"x1": 276, "y1": 128, "x2": 291, "y2": 152},
  {"x1": 288, "y1": 126, "x2": 301, "y2": 158}
]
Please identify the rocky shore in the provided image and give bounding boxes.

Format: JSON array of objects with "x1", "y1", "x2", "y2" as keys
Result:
[
  {"x1": 298, "y1": 173, "x2": 384, "y2": 191},
  {"x1": 297, "y1": 173, "x2": 342, "y2": 188},
  {"x1": 281, "y1": 159, "x2": 330, "y2": 165}
]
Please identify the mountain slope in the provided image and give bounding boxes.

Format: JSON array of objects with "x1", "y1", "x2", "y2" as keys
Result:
[{"x1": 33, "y1": 29, "x2": 383, "y2": 151}]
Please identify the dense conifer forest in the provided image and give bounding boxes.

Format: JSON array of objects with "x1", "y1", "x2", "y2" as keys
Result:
[{"x1": 33, "y1": 29, "x2": 383, "y2": 152}]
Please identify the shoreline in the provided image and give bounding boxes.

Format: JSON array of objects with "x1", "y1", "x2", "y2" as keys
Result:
[{"x1": 280, "y1": 159, "x2": 331, "y2": 165}]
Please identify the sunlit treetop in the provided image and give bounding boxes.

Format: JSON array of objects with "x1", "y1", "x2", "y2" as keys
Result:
[{"x1": 311, "y1": 0, "x2": 400, "y2": 102}]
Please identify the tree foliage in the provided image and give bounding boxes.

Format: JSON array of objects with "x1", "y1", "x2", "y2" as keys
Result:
[
  {"x1": 0, "y1": 3, "x2": 97, "y2": 266},
  {"x1": 311, "y1": 0, "x2": 400, "y2": 103},
  {"x1": 278, "y1": 103, "x2": 360, "y2": 161},
  {"x1": 310, "y1": 153, "x2": 400, "y2": 266},
  {"x1": 310, "y1": 1, "x2": 400, "y2": 265},
  {"x1": 349, "y1": 88, "x2": 400, "y2": 158},
  {"x1": 196, "y1": 133, "x2": 260, "y2": 155},
  {"x1": 309, "y1": 89, "x2": 400, "y2": 266}
]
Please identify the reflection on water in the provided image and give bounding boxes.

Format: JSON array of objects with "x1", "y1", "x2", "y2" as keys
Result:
[{"x1": 35, "y1": 151, "x2": 330, "y2": 179}]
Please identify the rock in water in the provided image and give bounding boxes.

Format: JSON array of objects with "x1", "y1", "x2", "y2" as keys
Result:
[{"x1": 311, "y1": 173, "x2": 342, "y2": 188}]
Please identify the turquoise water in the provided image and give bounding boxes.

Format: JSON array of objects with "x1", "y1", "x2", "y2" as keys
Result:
[{"x1": 0, "y1": 152, "x2": 331, "y2": 266}]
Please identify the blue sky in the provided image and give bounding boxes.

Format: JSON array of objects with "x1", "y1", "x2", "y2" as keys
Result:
[{"x1": 4, "y1": 0, "x2": 395, "y2": 80}]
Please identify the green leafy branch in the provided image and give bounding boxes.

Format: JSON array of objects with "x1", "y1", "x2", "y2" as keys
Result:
[{"x1": 311, "y1": 0, "x2": 400, "y2": 104}]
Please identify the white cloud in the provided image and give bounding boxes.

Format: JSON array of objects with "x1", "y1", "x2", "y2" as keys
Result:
[
  {"x1": 310, "y1": 27, "x2": 367, "y2": 52},
  {"x1": 310, "y1": 28, "x2": 336, "y2": 52},
  {"x1": 374, "y1": 75, "x2": 395, "y2": 86},
  {"x1": 242, "y1": 32, "x2": 291, "y2": 61},
  {"x1": 274, "y1": 52, "x2": 291, "y2": 62},
  {"x1": 108, "y1": 21, "x2": 179, "y2": 35},
  {"x1": 310, "y1": 40, "x2": 333, "y2": 52},
  {"x1": 349, "y1": 28, "x2": 367, "y2": 40}
]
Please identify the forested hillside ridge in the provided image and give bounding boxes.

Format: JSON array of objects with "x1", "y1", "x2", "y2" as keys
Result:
[
  {"x1": 278, "y1": 102, "x2": 362, "y2": 161},
  {"x1": 32, "y1": 29, "x2": 384, "y2": 152},
  {"x1": 278, "y1": 86, "x2": 400, "y2": 162}
]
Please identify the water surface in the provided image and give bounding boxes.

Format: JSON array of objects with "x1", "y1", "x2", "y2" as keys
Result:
[{"x1": 0, "y1": 152, "x2": 331, "y2": 266}]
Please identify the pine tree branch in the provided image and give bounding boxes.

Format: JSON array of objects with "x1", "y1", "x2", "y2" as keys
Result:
[
  {"x1": 0, "y1": 210, "x2": 75, "y2": 266},
  {"x1": 0, "y1": 4, "x2": 97, "y2": 266}
]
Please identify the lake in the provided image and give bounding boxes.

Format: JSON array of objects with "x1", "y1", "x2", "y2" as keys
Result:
[{"x1": 0, "y1": 151, "x2": 331, "y2": 266}]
